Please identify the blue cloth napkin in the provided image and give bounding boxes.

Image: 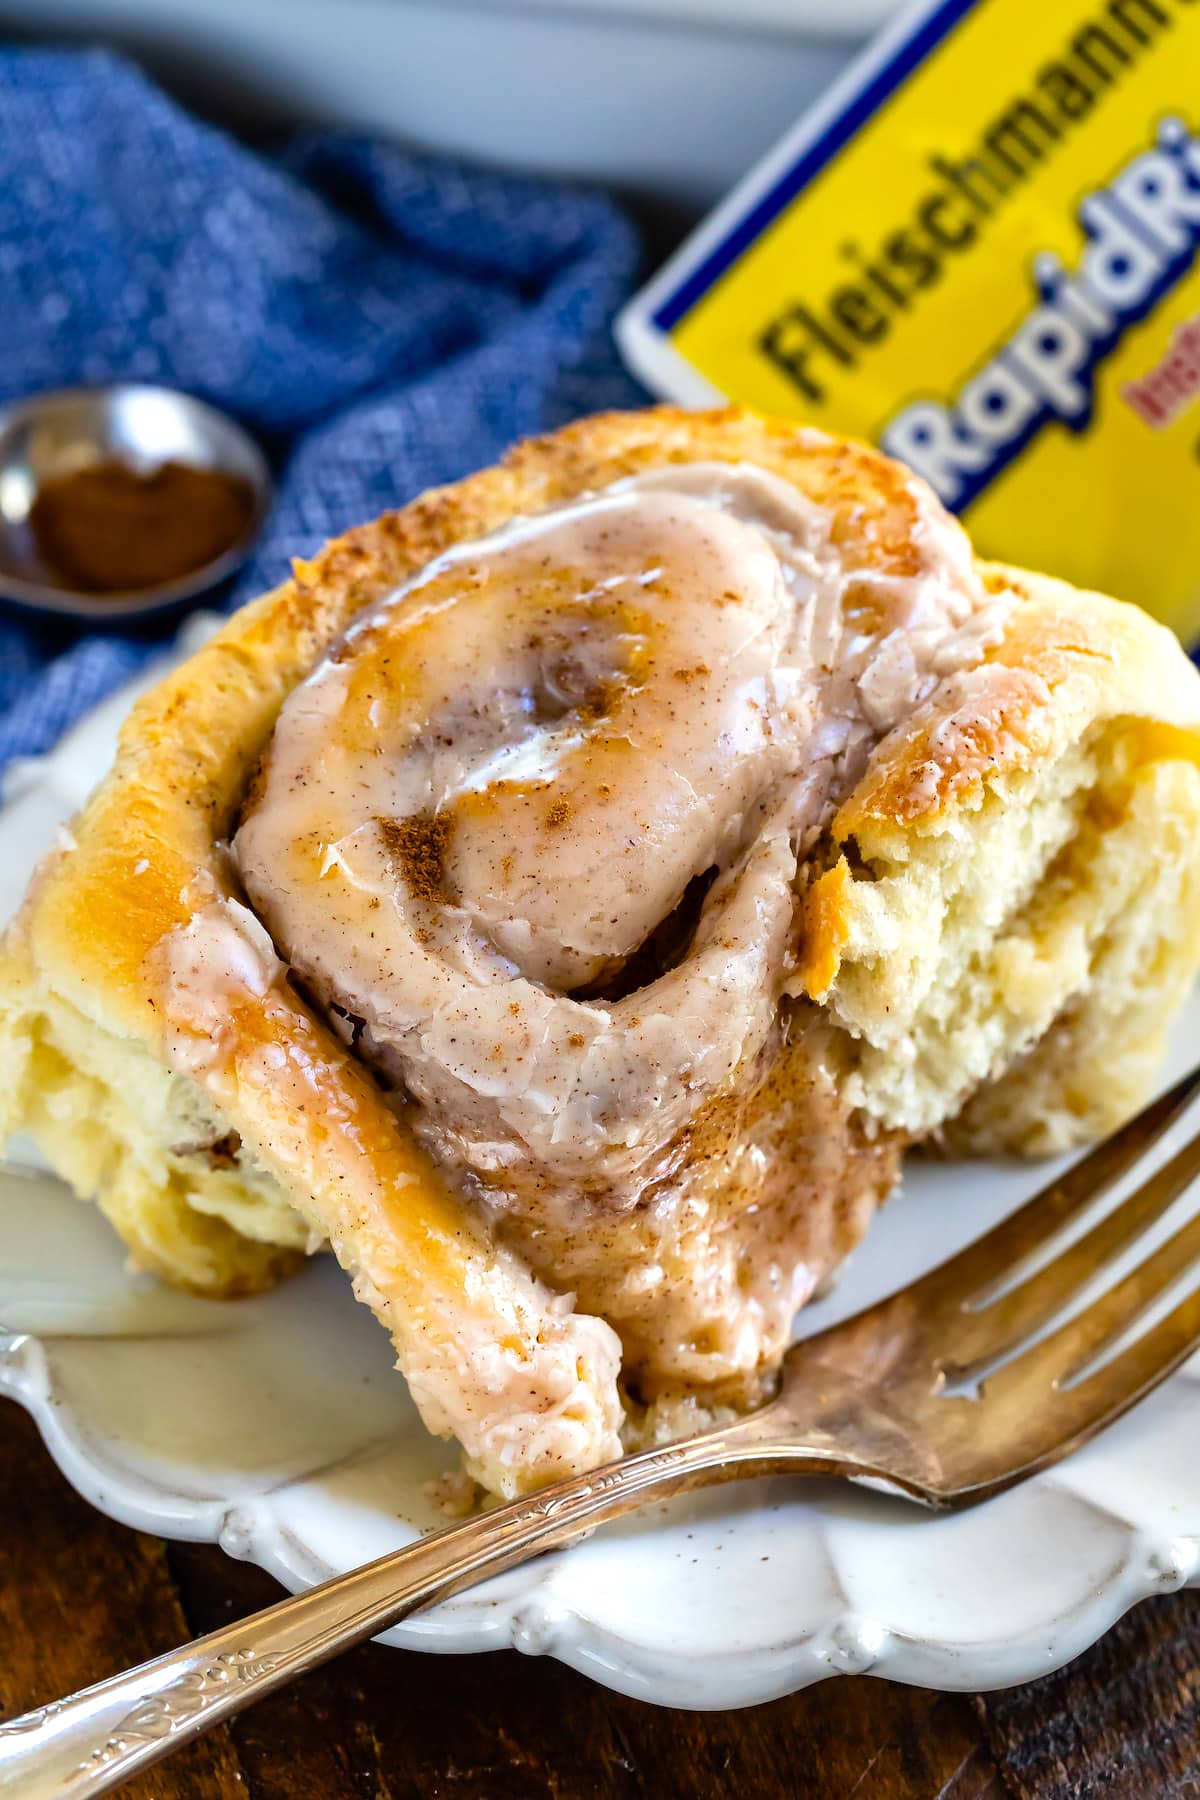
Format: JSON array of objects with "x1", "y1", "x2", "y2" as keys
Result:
[{"x1": 0, "y1": 47, "x2": 646, "y2": 777}]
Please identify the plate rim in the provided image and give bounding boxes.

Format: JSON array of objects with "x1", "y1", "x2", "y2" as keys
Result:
[{"x1": 3, "y1": 1311, "x2": 1198, "y2": 1709}]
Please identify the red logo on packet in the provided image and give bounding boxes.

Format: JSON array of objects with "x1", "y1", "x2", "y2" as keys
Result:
[{"x1": 1121, "y1": 313, "x2": 1200, "y2": 428}]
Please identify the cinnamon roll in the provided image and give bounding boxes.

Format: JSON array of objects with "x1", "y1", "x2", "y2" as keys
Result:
[{"x1": 3, "y1": 407, "x2": 1200, "y2": 1498}]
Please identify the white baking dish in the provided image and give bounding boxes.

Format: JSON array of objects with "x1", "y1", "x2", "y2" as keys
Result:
[{"x1": 1, "y1": 0, "x2": 897, "y2": 206}]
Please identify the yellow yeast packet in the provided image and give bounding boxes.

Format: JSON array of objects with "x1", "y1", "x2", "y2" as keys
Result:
[{"x1": 617, "y1": 0, "x2": 1200, "y2": 643}]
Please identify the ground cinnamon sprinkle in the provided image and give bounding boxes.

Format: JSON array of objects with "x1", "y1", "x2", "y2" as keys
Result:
[
  {"x1": 28, "y1": 458, "x2": 255, "y2": 594},
  {"x1": 379, "y1": 812, "x2": 451, "y2": 901}
]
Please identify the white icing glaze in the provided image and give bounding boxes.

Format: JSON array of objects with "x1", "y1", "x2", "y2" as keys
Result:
[
  {"x1": 233, "y1": 461, "x2": 1005, "y2": 1177},
  {"x1": 159, "y1": 897, "x2": 281, "y2": 1076}
]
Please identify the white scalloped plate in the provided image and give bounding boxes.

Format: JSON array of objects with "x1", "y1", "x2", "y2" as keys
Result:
[{"x1": 2, "y1": 638, "x2": 1198, "y2": 1709}]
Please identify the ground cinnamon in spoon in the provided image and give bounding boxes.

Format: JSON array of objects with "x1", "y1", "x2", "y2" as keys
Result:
[{"x1": 28, "y1": 458, "x2": 256, "y2": 595}]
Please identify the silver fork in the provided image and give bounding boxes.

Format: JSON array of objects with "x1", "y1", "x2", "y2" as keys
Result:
[{"x1": 5, "y1": 1065, "x2": 1200, "y2": 1800}]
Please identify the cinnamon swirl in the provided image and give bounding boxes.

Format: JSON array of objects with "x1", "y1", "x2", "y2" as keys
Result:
[{"x1": 3, "y1": 407, "x2": 1200, "y2": 1498}]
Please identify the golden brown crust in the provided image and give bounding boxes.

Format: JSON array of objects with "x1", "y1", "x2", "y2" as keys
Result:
[{"x1": 836, "y1": 565, "x2": 1200, "y2": 837}]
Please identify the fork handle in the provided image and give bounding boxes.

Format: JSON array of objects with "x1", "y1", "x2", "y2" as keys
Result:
[{"x1": 0, "y1": 1417, "x2": 848, "y2": 1799}]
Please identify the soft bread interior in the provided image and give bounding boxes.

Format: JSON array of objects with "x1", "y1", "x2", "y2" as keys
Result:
[
  {"x1": 0, "y1": 961, "x2": 305, "y2": 1294},
  {"x1": 797, "y1": 723, "x2": 1200, "y2": 1152}
]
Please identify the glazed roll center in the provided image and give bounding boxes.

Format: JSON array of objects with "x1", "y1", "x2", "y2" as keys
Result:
[
  {"x1": 233, "y1": 461, "x2": 995, "y2": 1186},
  {"x1": 379, "y1": 486, "x2": 797, "y2": 992}
]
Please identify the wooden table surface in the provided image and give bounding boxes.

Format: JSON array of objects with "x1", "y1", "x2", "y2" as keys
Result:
[{"x1": 2, "y1": 1403, "x2": 1198, "y2": 1799}]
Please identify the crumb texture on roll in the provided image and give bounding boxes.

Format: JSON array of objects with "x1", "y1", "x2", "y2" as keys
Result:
[{"x1": 2, "y1": 407, "x2": 1200, "y2": 1500}]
